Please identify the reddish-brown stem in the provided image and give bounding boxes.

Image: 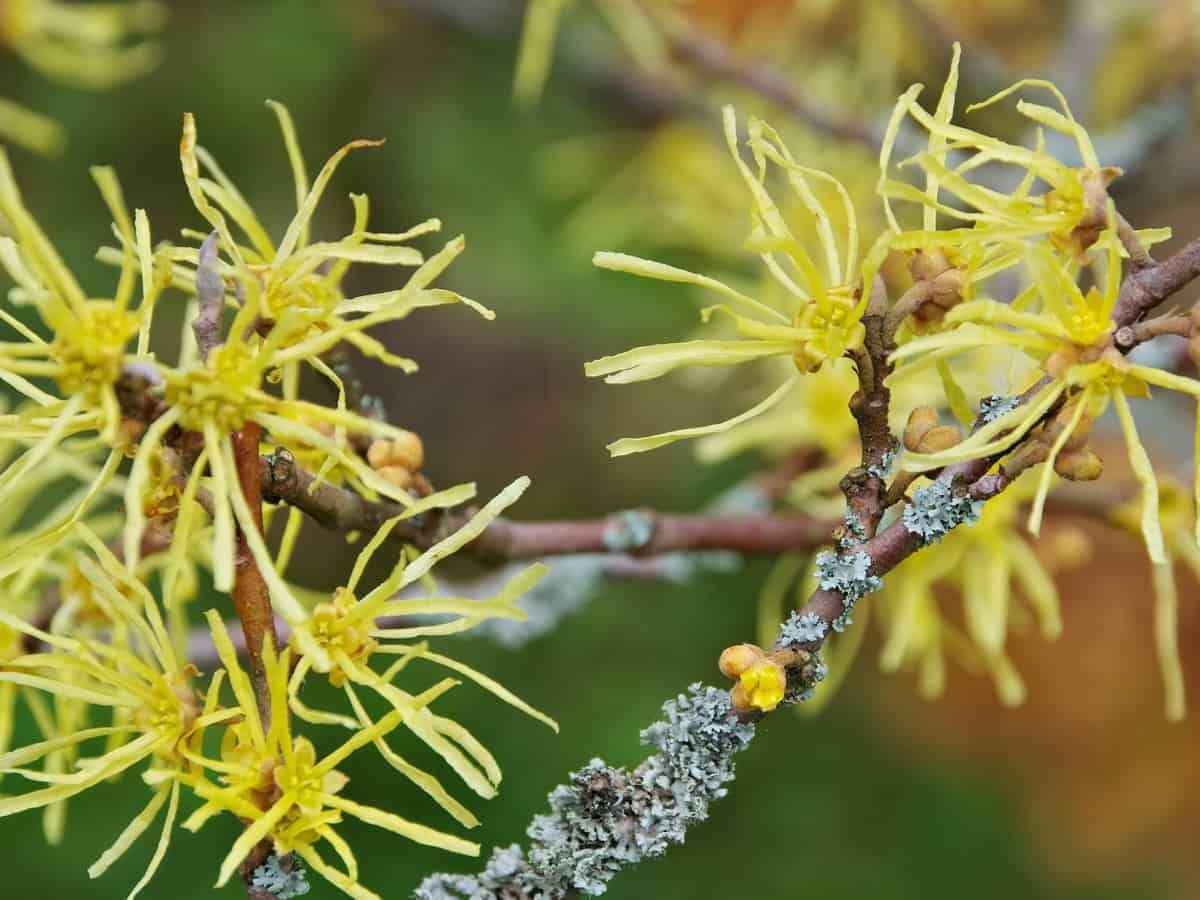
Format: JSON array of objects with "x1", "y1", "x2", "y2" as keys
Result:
[
  {"x1": 843, "y1": 278, "x2": 897, "y2": 539},
  {"x1": 1114, "y1": 235, "x2": 1200, "y2": 326},
  {"x1": 259, "y1": 446, "x2": 835, "y2": 560},
  {"x1": 475, "y1": 510, "x2": 837, "y2": 559},
  {"x1": 231, "y1": 421, "x2": 277, "y2": 727}
]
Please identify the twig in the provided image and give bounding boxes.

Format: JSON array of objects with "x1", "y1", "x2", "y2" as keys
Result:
[
  {"x1": 232, "y1": 421, "x2": 278, "y2": 728},
  {"x1": 788, "y1": 446, "x2": 1009, "y2": 641},
  {"x1": 1116, "y1": 211, "x2": 1155, "y2": 272},
  {"x1": 189, "y1": 236, "x2": 286, "y2": 900},
  {"x1": 883, "y1": 281, "x2": 934, "y2": 338},
  {"x1": 1113, "y1": 314, "x2": 1191, "y2": 352},
  {"x1": 415, "y1": 684, "x2": 756, "y2": 900},
  {"x1": 1114, "y1": 236, "x2": 1200, "y2": 327},
  {"x1": 843, "y1": 276, "x2": 897, "y2": 538},
  {"x1": 260, "y1": 447, "x2": 835, "y2": 561}
]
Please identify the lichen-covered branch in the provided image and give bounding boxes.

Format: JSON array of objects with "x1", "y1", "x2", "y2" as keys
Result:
[
  {"x1": 843, "y1": 276, "x2": 898, "y2": 539},
  {"x1": 414, "y1": 683, "x2": 762, "y2": 900}
]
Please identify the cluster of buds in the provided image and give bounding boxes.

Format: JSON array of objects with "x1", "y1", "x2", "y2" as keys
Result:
[
  {"x1": 1004, "y1": 395, "x2": 1103, "y2": 481},
  {"x1": 718, "y1": 641, "x2": 823, "y2": 713},
  {"x1": 903, "y1": 405, "x2": 962, "y2": 454},
  {"x1": 906, "y1": 249, "x2": 969, "y2": 333},
  {"x1": 366, "y1": 428, "x2": 428, "y2": 493}
]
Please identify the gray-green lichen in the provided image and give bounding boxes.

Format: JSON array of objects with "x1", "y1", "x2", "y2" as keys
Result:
[
  {"x1": 602, "y1": 510, "x2": 656, "y2": 552},
  {"x1": 250, "y1": 855, "x2": 310, "y2": 899},
  {"x1": 814, "y1": 549, "x2": 881, "y2": 632},
  {"x1": 902, "y1": 479, "x2": 982, "y2": 545},
  {"x1": 414, "y1": 684, "x2": 755, "y2": 899}
]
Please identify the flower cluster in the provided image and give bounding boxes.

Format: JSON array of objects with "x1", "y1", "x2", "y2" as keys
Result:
[
  {"x1": 587, "y1": 105, "x2": 887, "y2": 457},
  {"x1": 585, "y1": 43, "x2": 1200, "y2": 720},
  {"x1": 0, "y1": 104, "x2": 556, "y2": 898}
]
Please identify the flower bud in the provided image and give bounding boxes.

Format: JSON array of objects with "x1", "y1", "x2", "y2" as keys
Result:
[
  {"x1": 915, "y1": 425, "x2": 962, "y2": 454},
  {"x1": 718, "y1": 643, "x2": 765, "y2": 680},
  {"x1": 1054, "y1": 448, "x2": 1103, "y2": 481},
  {"x1": 730, "y1": 681, "x2": 753, "y2": 712},
  {"x1": 909, "y1": 249, "x2": 951, "y2": 283},
  {"x1": 928, "y1": 267, "x2": 968, "y2": 312},
  {"x1": 367, "y1": 430, "x2": 425, "y2": 474},
  {"x1": 903, "y1": 407, "x2": 940, "y2": 452},
  {"x1": 375, "y1": 465, "x2": 415, "y2": 490},
  {"x1": 907, "y1": 251, "x2": 967, "y2": 331}
]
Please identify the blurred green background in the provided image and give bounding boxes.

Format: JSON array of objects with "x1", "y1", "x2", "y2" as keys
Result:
[{"x1": 1, "y1": 1, "x2": 1197, "y2": 897}]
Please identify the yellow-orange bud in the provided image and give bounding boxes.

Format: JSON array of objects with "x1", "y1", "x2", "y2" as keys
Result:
[
  {"x1": 718, "y1": 643, "x2": 765, "y2": 680},
  {"x1": 903, "y1": 407, "x2": 959, "y2": 453},
  {"x1": 367, "y1": 430, "x2": 425, "y2": 474},
  {"x1": 909, "y1": 249, "x2": 951, "y2": 283},
  {"x1": 375, "y1": 465, "x2": 415, "y2": 490},
  {"x1": 917, "y1": 425, "x2": 962, "y2": 454},
  {"x1": 1054, "y1": 448, "x2": 1103, "y2": 481}
]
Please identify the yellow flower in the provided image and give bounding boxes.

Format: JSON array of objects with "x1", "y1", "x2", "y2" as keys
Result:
[
  {"x1": 879, "y1": 50, "x2": 1170, "y2": 265},
  {"x1": 287, "y1": 476, "x2": 556, "y2": 819},
  {"x1": 0, "y1": 414, "x2": 126, "y2": 586},
  {"x1": 587, "y1": 105, "x2": 888, "y2": 457},
  {"x1": 189, "y1": 615, "x2": 479, "y2": 900},
  {"x1": 0, "y1": 154, "x2": 161, "y2": 556},
  {"x1": 120, "y1": 317, "x2": 473, "y2": 602},
  {"x1": 0, "y1": 526, "x2": 234, "y2": 899},
  {"x1": 174, "y1": 103, "x2": 492, "y2": 388},
  {"x1": 109, "y1": 105, "x2": 503, "y2": 594},
  {"x1": 892, "y1": 226, "x2": 1200, "y2": 565},
  {"x1": 736, "y1": 660, "x2": 787, "y2": 712},
  {"x1": 0, "y1": 0, "x2": 165, "y2": 153}
]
